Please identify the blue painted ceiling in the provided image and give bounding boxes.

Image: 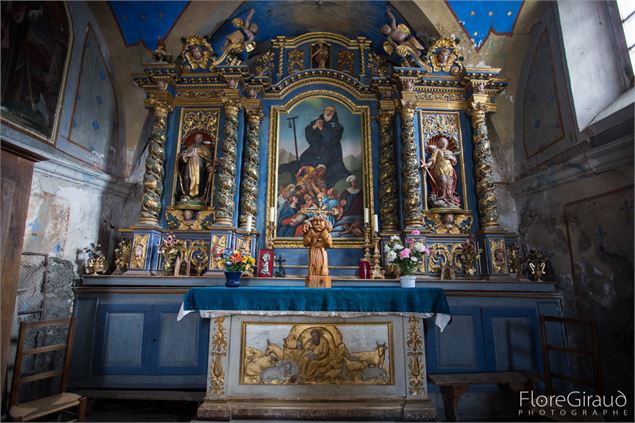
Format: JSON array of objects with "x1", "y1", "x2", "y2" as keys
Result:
[
  {"x1": 109, "y1": 1, "x2": 190, "y2": 50},
  {"x1": 446, "y1": 0, "x2": 523, "y2": 49},
  {"x1": 107, "y1": 0, "x2": 524, "y2": 52}
]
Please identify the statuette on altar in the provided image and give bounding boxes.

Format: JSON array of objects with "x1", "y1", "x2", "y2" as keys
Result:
[
  {"x1": 303, "y1": 215, "x2": 333, "y2": 288},
  {"x1": 177, "y1": 132, "x2": 214, "y2": 207}
]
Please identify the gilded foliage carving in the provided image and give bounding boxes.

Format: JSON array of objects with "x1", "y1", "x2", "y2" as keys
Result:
[
  {"x1": 407, "y1": 315, "x2": 425, "y2": 397},
  {"x1": 287, "y1": 49, "x2": 304, "y2": 74},
  {"x1": 208, "y1": 317, "x2": 228, "y2": 397},
  {"x1": 336, "y1": 50, "x2": 354, "y2": 74},
  {"x1": 239, "y1": 108, "x2": 264, "y2": 228}
]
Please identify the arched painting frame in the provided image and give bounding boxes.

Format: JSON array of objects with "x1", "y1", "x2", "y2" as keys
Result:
[{"x1": 266, "y1": 90, "x2": 373, "y2": 248}]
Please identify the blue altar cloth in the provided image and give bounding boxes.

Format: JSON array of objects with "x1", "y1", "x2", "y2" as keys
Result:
[{"x1": 178, "y1": 286, "x2": 451, "y2": 329}]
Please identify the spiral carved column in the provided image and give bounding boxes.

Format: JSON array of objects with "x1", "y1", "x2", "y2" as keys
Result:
[
  {"x1": 468, "y1": 101, "x2": 500, "y2": 229},
  {"x1": 399, "y1": 102, "x2": 424, "y2": 227},
  {"x1": 377, "y1": 110, "x2": 399, "y2": 231},
  {"x1": 238, "y1": 107, "x2": 264, "y2": 229},
  {"x1": 139, "y1": 99, "x2": 173, "y2": 226},
  {"x1": 214, "y1": 99, "x2": 242, "y2": 225}
]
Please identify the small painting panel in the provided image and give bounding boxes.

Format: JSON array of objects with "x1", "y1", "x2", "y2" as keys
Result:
[{"x1": 240, "y1": 322, "x2": 392, "y2": 385}]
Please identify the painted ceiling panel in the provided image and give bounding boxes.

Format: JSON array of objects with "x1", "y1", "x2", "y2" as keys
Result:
[
  {"x1": 446, "y1": 0, "x2": 523, "y2": 49},
  {"x1": 108, "y1": 1, "x2": 189, "y2": 50}
]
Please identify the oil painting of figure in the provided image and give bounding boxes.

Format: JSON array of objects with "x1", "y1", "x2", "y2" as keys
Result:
[{"x1": 276, "y1": 97, "x2": 364, "y2": 239}]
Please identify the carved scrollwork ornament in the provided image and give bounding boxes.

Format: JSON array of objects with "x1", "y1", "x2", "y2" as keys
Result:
[
  {"x1": 423, "y1": 37, "x2": 465, "y2": 75},
  {"x1": 180, "y1": 35, "x2": 214, "y2": 71}
]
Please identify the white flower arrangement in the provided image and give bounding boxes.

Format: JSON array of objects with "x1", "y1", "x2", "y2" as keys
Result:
[{"x1": 383, "y1": 230, "x2": 430, "y2": 275}]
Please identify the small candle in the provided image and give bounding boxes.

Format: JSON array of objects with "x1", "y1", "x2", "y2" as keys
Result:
[
  {"x1": 364, "y1": 208, "x2": 369, "y2": 224},
  {"x1": 373, "y1": 214, "x2": 379, "y2": 233},
  {"x1": 269, "y1": 207, "x2": 275, "y2": 223},
  {"x1": 246, "y1": 215, "x2": 252, "y2": 232}
]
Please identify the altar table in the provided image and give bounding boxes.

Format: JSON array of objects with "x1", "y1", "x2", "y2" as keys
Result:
[{"x1": 178, "y1": 286, "x2": 450, "y2": 421}]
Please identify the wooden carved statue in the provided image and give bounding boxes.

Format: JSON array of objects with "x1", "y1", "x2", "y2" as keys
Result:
[
  {"x1": 302, "y1": 215, "x2": 333, "y2": 288},
  {"x1": 223, "y1": 8, "x2": 258, "y2": 55},
  {"x1": 177, "y1": 132, "x2": 214, "y2": 206},
  {"x1": 422, "y1": 136, "x2": 461, "y2": 209},
  {"x1": 381, "y1": 7, "x2": 425, "y2": 57}
]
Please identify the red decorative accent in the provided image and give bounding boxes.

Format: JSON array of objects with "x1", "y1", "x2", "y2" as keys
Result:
[{"x1": 359, "y1": 259, "x2": 371, "y2": 279}]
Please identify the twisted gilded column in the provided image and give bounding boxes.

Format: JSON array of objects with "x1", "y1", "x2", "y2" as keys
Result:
[
  {"x1": 377, "y1": 110, "x2": 399, "y2": 231},
  {"x1": 214, "y1": 99, "x2": 242, "y2": 225},
  {"x1": 399, "y1": 102, "x2": 424, "y2": 227},
  {"x1": 238, "y1": 107, "x2": 264, "y2": 229},
  {"x1": 139, "y1": 99, "x2": 173, "y2": 226},
  {"x1": 468, "y1": 101, "x2": 500, "y2": 229}
]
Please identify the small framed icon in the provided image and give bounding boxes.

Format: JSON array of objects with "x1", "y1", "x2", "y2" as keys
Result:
[{"x1": 257, "y1": 249, "x2": 274, "y2": 278}]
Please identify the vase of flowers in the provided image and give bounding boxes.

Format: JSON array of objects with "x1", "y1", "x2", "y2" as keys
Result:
[
  {"x1": 384, "y1": 230, "x2": 430, "y2": 288},
  {"x1": 221, "y1": 249, "x2": 256, "y2": 288}
]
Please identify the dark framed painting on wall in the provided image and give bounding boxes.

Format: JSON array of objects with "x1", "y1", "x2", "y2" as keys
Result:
[
  {"x1": 0, "y1": 2, "x2": 72, "y2": 143},
  {"x1": 266, "y1": 91, "x2": 373, "y2": 248}
]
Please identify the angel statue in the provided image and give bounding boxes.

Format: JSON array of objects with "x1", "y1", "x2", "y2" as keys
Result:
[
  {"x1": 302, "y1": 215, "x2": 333, "y2": 288},
  {"x1": 422, "y1": 136, "x2": 461, "y2": 209},
  {"x1": 223, "y1": 8, "x2": 258, "y2": 57},
  {"x1": 381, "y1": 7, "x2": 425, "y2": 57}
]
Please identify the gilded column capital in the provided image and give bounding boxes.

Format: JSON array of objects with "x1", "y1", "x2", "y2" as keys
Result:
[
  {"x1": 148, "y1": 97, "x2": 173, "y2": 118},
  {"x1": 246, "y1": 107, "x2": 264, "y2": 124}
]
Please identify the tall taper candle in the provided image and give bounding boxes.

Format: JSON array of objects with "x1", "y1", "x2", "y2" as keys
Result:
[
  {"x1": 269, "y1": 207, "x2": 275, "y2": 223},
  {"x1": 246, "y1": 215, "x2": 252, "y2": 232},
  {"x1": 373, "y1": 214, "x2": 379, "y2": 233},
  {"x1": 364, "y1": 208, "x2": 369, "y2": 224}
]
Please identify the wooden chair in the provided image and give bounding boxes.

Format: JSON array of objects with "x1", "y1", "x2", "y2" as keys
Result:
[
  {"x1": 8, "y1": 319, "x2": 86, "y2": 422},
  {"x1": 539, "y1": 315, "x2": 603, "y2": 395},
  {"x1": 530, "y1": 315, "x2": 603, "y2": 421}
]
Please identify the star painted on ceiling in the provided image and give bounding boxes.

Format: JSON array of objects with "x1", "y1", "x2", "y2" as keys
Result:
[
  {"x1": 446, "y1": 0, "x2": 523, "y2": 50},
  {"x1": 109, "y1": 1, "x2": 190, "y2": 50}
]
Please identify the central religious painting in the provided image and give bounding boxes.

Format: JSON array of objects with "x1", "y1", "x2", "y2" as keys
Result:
[{"x1": 267, "y1": 91, "x2": 373, "y2": 247}]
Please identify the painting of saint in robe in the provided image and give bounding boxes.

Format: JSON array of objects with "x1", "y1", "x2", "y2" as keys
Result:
[{"x1": 275, "y1": 96, "x2": 365, "y2": 240}]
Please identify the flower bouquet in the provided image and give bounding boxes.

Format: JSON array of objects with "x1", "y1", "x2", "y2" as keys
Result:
[
  {"x1": 384, "y1": 230, "x2": 430, "y2": 287},
  {"x1": 221, "y1": 249, "x2": 256, "y2": 287}
]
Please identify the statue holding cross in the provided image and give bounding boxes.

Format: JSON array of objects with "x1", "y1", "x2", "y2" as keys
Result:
[{"x1": 302, "y1": 193, "x2": 334, "y2": 288}]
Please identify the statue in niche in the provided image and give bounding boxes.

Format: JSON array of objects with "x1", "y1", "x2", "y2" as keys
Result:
[
  {"x1": 311, "y1": 42, "x2": 329, "y2": 69},
  {"x1": 422, "y1": 136, "x2": 461, "y2": 209},
  {"x1": 223, "y1": 8, "x2": 258, "y2": 55},
  {"x1": 381, "y1": 7, "x2": 425, "y2": 57},
  {"x1": 303, "y1": 215, "x2": 333, "y2": 288},
  {"x1": 177, "y1": 132, "x2": 214, "y2": 206}
]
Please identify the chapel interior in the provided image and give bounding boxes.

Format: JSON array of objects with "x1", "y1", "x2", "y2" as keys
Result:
[{"x1": 1, "y1": 0, "x2": 634, "y2": 422}]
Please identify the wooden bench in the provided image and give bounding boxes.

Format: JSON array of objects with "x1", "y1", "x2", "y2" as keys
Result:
[{"x1": 428, "y1": 372, "x2": 533, "y2": 421}]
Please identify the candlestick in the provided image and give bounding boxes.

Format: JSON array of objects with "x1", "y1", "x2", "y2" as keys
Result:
[
  {"x1": 246, "y1": 215, "x2": 252, "y2": 232},
  {"x1": 364, "y1": 208, "x2": 369, "y2": 224},
  {"x1": 373, "y1": 214, "x2": 379, "y2": 234}
]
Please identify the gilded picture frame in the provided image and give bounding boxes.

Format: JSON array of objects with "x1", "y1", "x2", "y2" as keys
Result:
[{"x1": 266, "y1": 90, "x2": 373, "y2": 248}]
